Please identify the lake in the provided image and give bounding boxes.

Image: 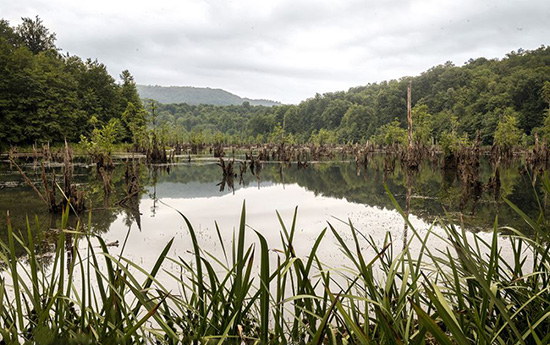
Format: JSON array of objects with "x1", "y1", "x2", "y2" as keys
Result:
[{"x1": 0, "y1": 153, "x2": 545, "y2": 265}]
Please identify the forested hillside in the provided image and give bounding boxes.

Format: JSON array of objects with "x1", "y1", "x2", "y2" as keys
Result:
[
  {"x1": 0, "y1": 17, "x2": 144, "y2": 146},
  {"x1": 152, "y1": 46, "x2": 550, "y2": 146},
  {"x1": 137, "y1": 85, "x2": 281, "y2": 107},
  {"x1": 2, "y1": 16, "x2": 549, "y2": 148}
]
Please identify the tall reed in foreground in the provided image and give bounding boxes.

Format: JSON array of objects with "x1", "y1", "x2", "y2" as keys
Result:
[{"x1": 0, "y1": 175, "x2": 549, "y2": 344}]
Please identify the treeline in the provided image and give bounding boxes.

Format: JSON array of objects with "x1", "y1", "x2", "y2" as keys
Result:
[
  {"x1": 2, "y1": 16, "x2": 550, "y2": 149},
  {"x1": 0, "y1": 16, "x2": 145, "y2": 146},
  {"x1": 152, "y1": 46, "x2": 550, "y2": 146}
]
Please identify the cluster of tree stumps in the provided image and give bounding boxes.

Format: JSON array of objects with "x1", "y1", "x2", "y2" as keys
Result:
[
  {"x1": 526, "y1": 133, "x2": 550, "y2": 168},
  {"x1": 216, "y1": 152, "x2": 265, "y2": 192},
  {"x1": 146, "y1": 133, "x2": 168, "y2": 164},
  {"x1": 7, "y1": 140, "x2": 150, "y2": 222},
  {"x1": 6, "y1": 132, "x2": 550, "y2": 221},
  {"x1": 204, "y1": 133, "x2": 549, "y2": 227},
  {"x1": 9, "y1": 141, "x2": 86, "y2": 214}
]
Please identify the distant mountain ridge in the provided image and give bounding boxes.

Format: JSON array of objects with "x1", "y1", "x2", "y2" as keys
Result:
[{"x1": 136, "y1": 85, "x2": 281, "y2": 106}]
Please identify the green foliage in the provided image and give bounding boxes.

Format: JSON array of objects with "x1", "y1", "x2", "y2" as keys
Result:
[
  {"x1": 411, "y1": 104, "x2": 433, "y2": 146},
  {"x1": 3, "y1": 182, "x2": 550, "y2": 343},
  {"x1": 146, "y1": 47, "x2": 550, "y2": 146},
  {"x1": 493, "y1": 110, "x2": 522, "y2": 150},
  {"x1": 120, "y1": 70, "x2": 142, "y2": 108},
  {"x1": 439, "y1": 130, "x2": 469, "y2": 156},
  {"x1": 0, "y1": 19, "x2": 22, "y2": 46},
  {"x1": 188, "y1": 128, "x2": 204, "y2": 146},
  {"x1": 372, "y1": 119, "x2": 407, "y2": 146},
  {"x1": 16, "y1": 16, "x2": 56, "y2": 54},
  {"x1": 338, "y1": 104, "x2": 373, "y2": 142},
  {"x1": 543, "y1": 81, "x2": 550, "y2": 107},
  {"x1": 0, "y1": 17, "x2": 143, "y2": 146},
  {"x1": 122, "y1": 102, "x2": 147, "y2": 145},
  {"x1": 537, "y1": 81, "x2": 550, "y2": 142},
  {"x1": 480, "y1": 108, "x2": 501, "y2": 144},
  {"x1": 80, "y1": 118, "x2": 123, "y2": 156},
  {"x1": 310, "y1": 128, "x2": 338, "y2": 145},
  {"x1": 268, "y1": 123, "x2": 285, "y2": 144},
  {"x1": 537, "y1": 112, "x2": 550, "y2": 143},
  {"x1": 211, "y1": 130, "x2": 225, "y2": 145},
  {"x1": 320, "y1": 99, "x2": 350, "y2": 129},
  {"x1": 0, "y1": 208, "x2": 176, "y2": 344},
  {"x1": 439, "y1": 115, "x2": 470, "y2": 156},
  {"x1": 2, "y1": 15, "x2": 550, "y2": 148}
]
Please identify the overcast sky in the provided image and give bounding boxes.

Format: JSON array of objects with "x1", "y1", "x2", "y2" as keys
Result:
[{"x1": 2, "y1": 0, "x2": 550, "y2": 104}]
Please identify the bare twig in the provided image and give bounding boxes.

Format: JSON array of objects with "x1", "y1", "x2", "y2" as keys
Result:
[{"x1": 9, "y1": 158, "x2": 48, "y2": 206}]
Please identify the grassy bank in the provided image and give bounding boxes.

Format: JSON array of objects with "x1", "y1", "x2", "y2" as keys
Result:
[{"x1": 0, "y1": 180, "x2": 549, "y2": 344}]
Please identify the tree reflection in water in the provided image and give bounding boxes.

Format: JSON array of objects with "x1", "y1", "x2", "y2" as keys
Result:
[{"x1": 0, "y1": 154, "x2": 547, "y2": 260}]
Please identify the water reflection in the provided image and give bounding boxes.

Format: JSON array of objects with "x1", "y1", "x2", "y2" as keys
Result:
[
  {"x1": 135, "y1": 156, "x2": 545, "y2": 233},
  {"x1": 0, "y1": 155, "x2": 547, "y2": 261}
]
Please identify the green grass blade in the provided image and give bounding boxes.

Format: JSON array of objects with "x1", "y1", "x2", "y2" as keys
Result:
[{"x1": 255, "y1": 230, "x2": 270, "y2": 344}]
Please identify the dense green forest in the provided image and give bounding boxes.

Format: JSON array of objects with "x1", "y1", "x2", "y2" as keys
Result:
[
  {"x1": 2, "y1": 16, "x2": 550, "y2": 148},
  {"x1": 137, "y1": 85, "x2": 281, "y2": 106},
  {"x1": 0, "y1": 16, "x2": 144, "y2": 146},
  {"x1": 152, "y1": 46, "x2": 550, "y2": 146}
]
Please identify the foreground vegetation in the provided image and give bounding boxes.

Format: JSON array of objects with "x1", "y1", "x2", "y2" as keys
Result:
[{"x1": 0, "y1": 174, "x2": 549, "y2": 344}]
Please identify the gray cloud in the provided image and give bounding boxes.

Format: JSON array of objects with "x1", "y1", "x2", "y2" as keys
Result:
[{"x1": 1, "y1": 0, "x2": 549, "y2": 103}]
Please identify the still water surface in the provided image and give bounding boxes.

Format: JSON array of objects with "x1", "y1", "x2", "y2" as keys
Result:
[{"x1": 0, "y1": 155, "x2": 544, "y2": 265}]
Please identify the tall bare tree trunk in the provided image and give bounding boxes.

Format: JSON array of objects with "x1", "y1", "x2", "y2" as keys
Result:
[
  {"x1": 407, "y1": 79, "x2": 413, "y2": 152},
  {"x1": 406, "y1": 79, "x2": 418, "y2": 169}
]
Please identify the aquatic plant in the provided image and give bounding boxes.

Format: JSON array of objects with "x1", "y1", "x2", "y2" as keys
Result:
[{"x1": 0, "y1": 175, "x2": 549, "y2": 344}]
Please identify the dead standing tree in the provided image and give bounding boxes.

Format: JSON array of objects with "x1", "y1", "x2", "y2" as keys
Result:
[
  {"x1": 406, "y1": 79, "x2": 419, "y2": 169},
  {"x1": 403, "y1": 80, "x2": 417, "y2": 249}
]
